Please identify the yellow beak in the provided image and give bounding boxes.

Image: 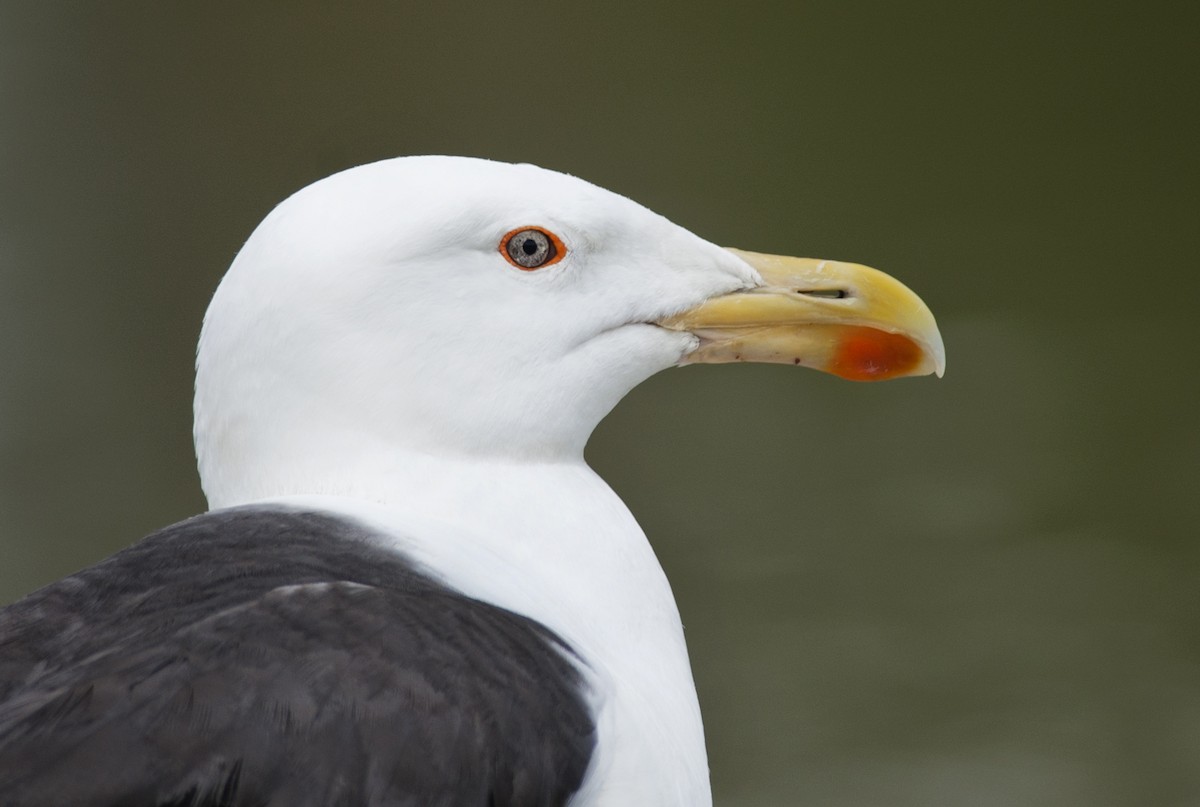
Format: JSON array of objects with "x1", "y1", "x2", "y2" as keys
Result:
[{"x1": 657, "y1": 248, "x2": 946, "y2": 381}]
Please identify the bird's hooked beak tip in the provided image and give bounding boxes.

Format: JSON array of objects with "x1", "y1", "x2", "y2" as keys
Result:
[{"x1": 657, "y1": 248, "x2": 946, "y2": 382}]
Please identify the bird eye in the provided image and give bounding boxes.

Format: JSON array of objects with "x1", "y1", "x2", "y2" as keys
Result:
[{"x1": 501, "y1": 227, "x2": 566, "y2": 270}]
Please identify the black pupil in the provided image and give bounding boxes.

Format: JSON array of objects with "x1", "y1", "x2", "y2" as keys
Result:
[{"x1": 522, "y1": 238, "x2": 539, "y2": 256}]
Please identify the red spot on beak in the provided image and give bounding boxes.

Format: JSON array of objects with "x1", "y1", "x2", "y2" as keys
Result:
[{"x1": 831, "y1": 327, "x2": 924, "y2": 382}]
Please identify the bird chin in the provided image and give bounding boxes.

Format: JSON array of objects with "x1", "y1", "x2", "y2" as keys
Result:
[{"x1": 573, "y1": 321, "x2": 698, "y2": 375}]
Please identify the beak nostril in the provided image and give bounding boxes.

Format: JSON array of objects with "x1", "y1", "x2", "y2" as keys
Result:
[{"x1": 796, "y1": 288, "x2": 851, "y2": 299}]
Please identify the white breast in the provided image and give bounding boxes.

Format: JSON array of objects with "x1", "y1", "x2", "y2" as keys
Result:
[{"x1": 268, "y1": 454, "x2": 711, "y2": 806}]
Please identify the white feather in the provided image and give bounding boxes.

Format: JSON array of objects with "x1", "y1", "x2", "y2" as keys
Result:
[{"x1": 194, "y1": 156, "x2": 761, "y2": 805}]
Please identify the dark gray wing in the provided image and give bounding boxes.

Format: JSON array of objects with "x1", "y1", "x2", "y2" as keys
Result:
[{"x1": 0, "y1": 508, "x2": 596, "y2": 807}]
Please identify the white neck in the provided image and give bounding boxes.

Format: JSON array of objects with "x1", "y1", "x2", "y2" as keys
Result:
[{"x1": 246, "y1": 452, "x2": 711, "y2": 807}]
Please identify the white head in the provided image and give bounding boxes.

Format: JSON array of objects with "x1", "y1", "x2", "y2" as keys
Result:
[
  {"x1": 195, "y1": 157, "x2": 758, "y2": 506},
  {"x1": 196, "y1": 156, "x2": 943, "y2": 509}
]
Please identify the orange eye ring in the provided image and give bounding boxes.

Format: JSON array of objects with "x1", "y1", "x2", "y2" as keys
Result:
[{"x1": 500, "y1": 226, "x2": 567, "y2": 270}]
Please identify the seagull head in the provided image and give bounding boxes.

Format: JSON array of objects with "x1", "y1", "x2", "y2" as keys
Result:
[{"x1": 195, "y1": 156, "x2": 943, "y2": 507}]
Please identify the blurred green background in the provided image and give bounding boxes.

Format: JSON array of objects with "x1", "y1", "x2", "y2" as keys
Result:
[{"x1": 2, "y1": 3, "x2": 1196, "y2": 805}]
